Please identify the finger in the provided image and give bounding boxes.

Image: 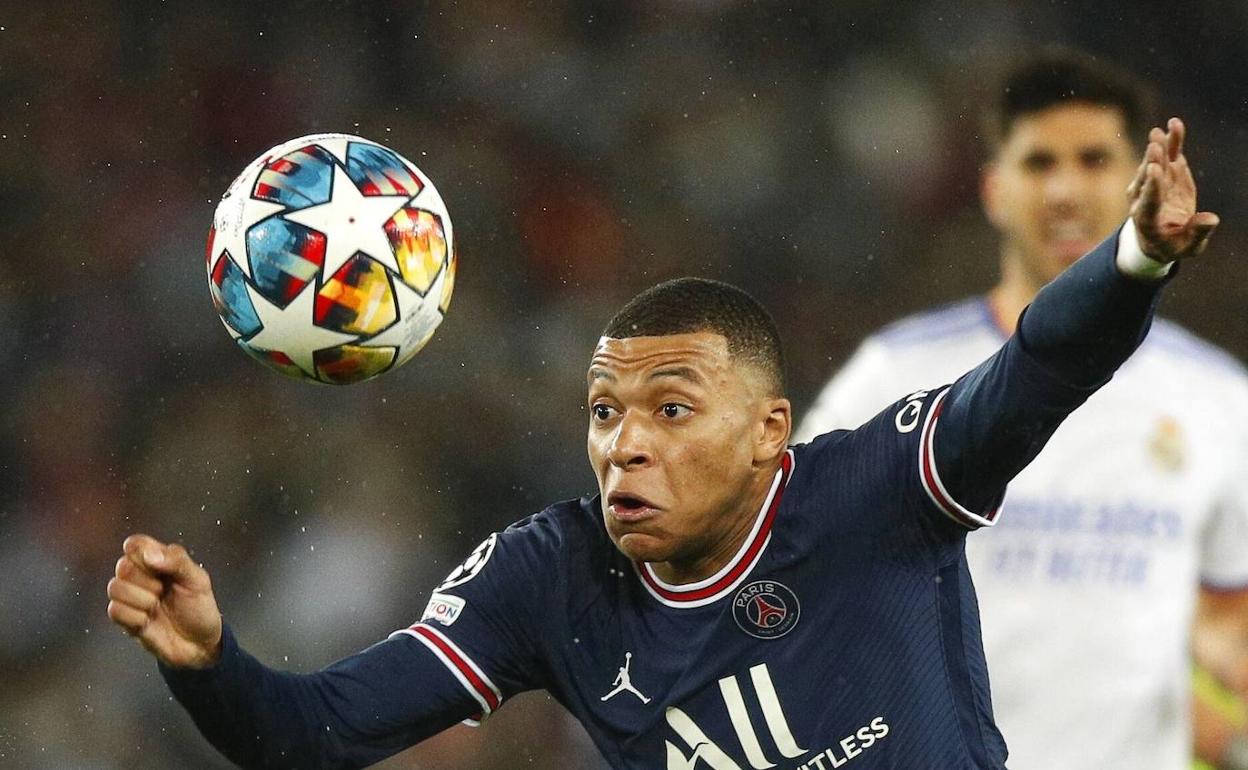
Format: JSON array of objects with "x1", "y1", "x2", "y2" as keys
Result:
[
  {"x1": 1189, "y1": 211, "x2": 1220, "y2": 254},
  {"x1": 116, "y1": 555, "x2": 164, "y2": 594},
  {"x1": 1148, "y1": 132, "x2": 1168, "y2": 178},
  {"x1": 1135, "y1": 163, "x2": 1163, "y2": 227},
  {"x1": 158, "y1": 543, "x2": 212, "y2": 591},
  {"x1": 1147, "y1": 140, "x2": 1165, "y2": 166},
  {"x1": 1126, "y1": 153, "x2": 1150, "y2": 199},
  {"x1": 1192, "y1": 211, "x2": 1220, "y2": 229},
  {"x1": 124, "y1": 536, "x2": 208, "y2": 590},
  {"x1": 1149, "y1": 126, "x2": 1167, "y2": 146},
  {"x1": 107, "y1": 599, "x2": 151, "y2": 636},
  {"x1": 1167, "y1": 117, "x2": 1185, "y2": 161},
  {"x1": 107, "y1": 576, "x2": 159, "y2": 614},
  {"x1": 1127, "y1": 142, "x2": 1164, "y2": 199},
  {"x1": 123, "y1": 534, "x2": 168, "y2": 573}
]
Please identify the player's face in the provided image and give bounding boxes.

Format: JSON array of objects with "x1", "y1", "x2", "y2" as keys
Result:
[
  {"x1": 586, "y1": 332, "x2": 789, "y2": 578},
  {"x1": 982, "y1": 102, "x2": 1138, "y2": 286}
]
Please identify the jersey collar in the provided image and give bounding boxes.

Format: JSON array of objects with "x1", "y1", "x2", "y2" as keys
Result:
[{"x1": 635, "y1": 449, "x2": 794, "y2": 609}]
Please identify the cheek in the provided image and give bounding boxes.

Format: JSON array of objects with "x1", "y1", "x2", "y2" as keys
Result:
[
  {"x1": 1096, "y1": 178, "x2": 1132, "y2": 216},
  {"x1": 586, "y1": 433, "x2": 608, "y2": 478},
  {"x1": 1017, "y1": 189, "x2": 1049, "y2": 224},
  {"x1": 673, "y1": 427, "x2": 752, "y2": 493},
  {"x1": 996, "y1": 183, "x2": 1042, "y2": 232}
]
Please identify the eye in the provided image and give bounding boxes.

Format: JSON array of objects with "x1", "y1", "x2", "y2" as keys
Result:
[
  {"x1": 661, "y1": 403, "x2": 691, "y2": 419},
  {"x1": 1021, "y1": 153, "x2": 1055, "y2": 173},
  {"x1": 1080, "y1": 149, "x2": 1110, "y2": 168},
  {"x1": 592, "y1": 404, "x2": 617, "y2": 422}
]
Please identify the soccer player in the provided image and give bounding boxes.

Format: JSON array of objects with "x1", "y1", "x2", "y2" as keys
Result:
[
  {"x1": 797, "y1": 51, "x2": 1248, "y2": 770},
  {"x1": 108, "y1": 117, "x2": 1215, "y2": 769}
]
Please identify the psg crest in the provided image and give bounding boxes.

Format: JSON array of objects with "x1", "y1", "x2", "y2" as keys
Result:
[{"x1": 732, "y1": 580, "x2": 800, "y2": 639}]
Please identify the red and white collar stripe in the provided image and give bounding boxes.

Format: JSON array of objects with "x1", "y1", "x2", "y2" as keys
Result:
[
  {"x1": 392, "y1": 623, "x2": 502, "y2": 726},
  {"x1": 919, "y1": 387, "x2": 1000, "y2": 529},
  {"x1": 635, "y1": 450, "x2": 794, "y2": 609}
]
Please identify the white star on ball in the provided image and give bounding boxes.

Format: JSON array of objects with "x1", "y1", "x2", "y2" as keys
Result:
[
  {"x1": 283, "y1": 166, "x2": 409, "y2": 280},
  {"x1": 314, "y1": 136, "x2": 351, "y2": 166},
  {"x1": 243, "y1": 282, "x2": 358, "y2": 378},
  {"x1": 210, "y1": 194, "x2": 285, "y2": 280}
]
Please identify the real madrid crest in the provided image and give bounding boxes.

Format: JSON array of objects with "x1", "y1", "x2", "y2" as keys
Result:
[
  {"x1": 1147, "y1": 415, "x2": 1185, "y2": 473},
  {"x1": 733, "y1": 580, "x2": 800, "y2": 639}
]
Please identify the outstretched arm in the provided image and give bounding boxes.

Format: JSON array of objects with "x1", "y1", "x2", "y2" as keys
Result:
[
  {"x1": 107, "y1": 535, "x2": 481, "y2": 769},
  {"x1": 930, "y1": 118, "x2": 1219, "y2": 520}
]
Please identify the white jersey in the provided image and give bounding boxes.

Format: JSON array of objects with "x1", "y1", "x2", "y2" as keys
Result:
[{"x1": 796, "y1": 298, "x2": 1248, "y2": 770}]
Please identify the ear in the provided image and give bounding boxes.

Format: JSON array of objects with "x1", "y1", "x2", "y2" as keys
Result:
[
  {"x1": 754, "y1": 398, "x2": 792, "y2": 465},
  {"x1": 980, "y1": 161, "x2": 1006, "y2": 230}
]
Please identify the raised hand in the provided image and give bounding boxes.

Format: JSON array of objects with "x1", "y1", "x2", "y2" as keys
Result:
[
  {"x1": 106, "y1": 534, "x2": 224, "y2": 669},
  {"x1": 1127, "y1": 117, "x2": 1220, "y2": 262}
]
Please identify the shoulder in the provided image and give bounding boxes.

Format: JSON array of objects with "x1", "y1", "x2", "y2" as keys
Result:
[
  {"x1": 432, "y1": 498, "x2": 612, "y2": 615},
  {"x1": 793, "y1": 387, "x2": 932, "y2": 486},
  {"x1": 790, "y1": 429, "x2": 850, "y2": 474},
  {"x1": 870, "y1": 297, "x2": 997, "y2": 350},
  {"x1": 499, "y1": 497, "x2": 610, "y2": 560}
]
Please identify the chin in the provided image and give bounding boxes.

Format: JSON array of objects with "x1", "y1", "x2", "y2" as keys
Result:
[
  {"x1": 1052, "y1": 243, "x2": 1094, "y2": 268},
  {"x1": 610, "y1": 530, "x2": 670, "y2": 563}
]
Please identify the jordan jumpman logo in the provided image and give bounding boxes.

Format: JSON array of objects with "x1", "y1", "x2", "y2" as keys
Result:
[{"x1": 600, "y1": 652, "x2": 651, "y2": 703}]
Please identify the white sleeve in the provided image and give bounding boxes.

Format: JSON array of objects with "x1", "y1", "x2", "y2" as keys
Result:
[
  {"x1": 1199, "y1": 385, "x2": 1248, "y2": 589},
  {"x1": 795, "y1": 340, "x2": 901, "y2": 444}
]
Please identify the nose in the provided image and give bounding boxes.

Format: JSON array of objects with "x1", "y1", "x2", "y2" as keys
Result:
[
  {"x1": 1043, "y1": 163, "x2": 1087, "y2": 211},
  {"x1": 607, "y1": 412, "x2": 653, "y2": 470}
]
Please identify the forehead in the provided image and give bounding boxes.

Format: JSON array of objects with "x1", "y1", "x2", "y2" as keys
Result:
[
  {"x1": 588, "y1": 332, "x2": 731, "y2": 383},
  {"x1": 1001, "y1": 102, "x2": 1132, "y2": 154}
]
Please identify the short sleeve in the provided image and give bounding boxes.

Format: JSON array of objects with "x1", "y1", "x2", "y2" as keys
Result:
[{"x1": 390, "y1": 514, "x2": 559, "y2": 723}]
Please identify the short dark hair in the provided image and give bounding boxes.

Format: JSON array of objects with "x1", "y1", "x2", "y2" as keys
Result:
[
  {"x1": 982, "y1": 46, "x2": 1157, "y2": 153},
  {"x1": 603, "y1": 277, "x2": 786, "y2": 395}
]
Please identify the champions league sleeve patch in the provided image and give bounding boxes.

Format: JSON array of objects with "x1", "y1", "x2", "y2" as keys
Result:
[
  {"x1": 732, "y1": 580, "x2": 800, "y2": 639},
  {"x1": 436, "y1": 533, "x2": 498, "y2": 591}
]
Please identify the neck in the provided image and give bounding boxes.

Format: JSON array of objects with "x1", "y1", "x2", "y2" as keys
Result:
[
  {"x1": 988, "y1": 248, "x2": 1044, "y2": 335},
  {"x1": 650, "y1": 461, "x2": 780, "y2": 585}
]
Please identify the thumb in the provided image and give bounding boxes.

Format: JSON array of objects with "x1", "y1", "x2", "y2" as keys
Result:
[
  {"x1": 124, "y1": 535, "x2": 210, "y2": 591},
  {"x1": 1189, "y1": 211, "x2": 1220, "y2": 256}
]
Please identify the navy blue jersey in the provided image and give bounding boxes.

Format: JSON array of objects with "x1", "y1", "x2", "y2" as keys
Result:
[
  {"x1": 161, "y1": 229, "x2": 1168, "y2": 769},
  {"x1": 402, "y1": 382, "x2": 1007, "y2": 769}
]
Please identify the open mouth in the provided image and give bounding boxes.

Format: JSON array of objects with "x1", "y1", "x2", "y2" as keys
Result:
[
  {"x1": 607, "y1": 492, "x2": 658, "y2": 521},
  {"x1": 1045, "y1": 221, "x2": 1095, "y2": 257}
]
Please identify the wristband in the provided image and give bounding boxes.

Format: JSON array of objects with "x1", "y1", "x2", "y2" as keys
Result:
[{"x1": 1115, "y1": 219, "x2": 1173, "y2": 280}]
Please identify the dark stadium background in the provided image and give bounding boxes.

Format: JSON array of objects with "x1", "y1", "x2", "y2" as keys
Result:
[{"x1": 2, "y1": 2, "x2": 1246, "y2": 767}]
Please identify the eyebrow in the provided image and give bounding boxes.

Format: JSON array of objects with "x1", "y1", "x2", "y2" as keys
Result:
[
  {"x1": 649, "y1": 366, "x2": 704, "y2": 384},
  {"x1": 586, "y1": 365, "x2": 705, "y2": 384}
]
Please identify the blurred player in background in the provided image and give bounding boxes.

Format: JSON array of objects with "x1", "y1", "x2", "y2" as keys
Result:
[{"x1": 797, "y1": 48, "x2": 1248, "y2": 770}]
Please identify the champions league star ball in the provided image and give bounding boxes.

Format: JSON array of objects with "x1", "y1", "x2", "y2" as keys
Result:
[{"x1": 206, "y1": 133, "x2": 456, "y2": 384}]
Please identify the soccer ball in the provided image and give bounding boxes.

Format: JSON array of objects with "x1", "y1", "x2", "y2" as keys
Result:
[{"x1": 206, "y1": 133, "x2": 456, "y2": 384}]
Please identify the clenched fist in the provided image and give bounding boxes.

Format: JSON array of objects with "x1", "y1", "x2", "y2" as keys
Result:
[{"x1": 106, "y1": 534, "x2": 224, "y2": 669}]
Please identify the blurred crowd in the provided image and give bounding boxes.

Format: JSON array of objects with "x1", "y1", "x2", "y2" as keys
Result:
[{"x1": 3, "y1": 1, "x2": 1248, "y2": 767}]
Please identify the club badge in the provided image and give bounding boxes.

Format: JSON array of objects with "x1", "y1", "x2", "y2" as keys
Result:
[{"x1": 733, "y1": 580, "x2": 800, "y2": 640}]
